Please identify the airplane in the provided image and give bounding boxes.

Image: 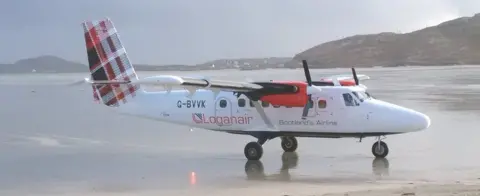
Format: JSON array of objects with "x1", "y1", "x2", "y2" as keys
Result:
[{"x1": 75, "y1": 18, "x2": 431, "y2": 161}]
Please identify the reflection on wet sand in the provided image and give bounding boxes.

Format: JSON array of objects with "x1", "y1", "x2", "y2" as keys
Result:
[
  {"x1": 245, "y1": 152, "x2": 390, "y2": 181},
  {"x1": 372, "y1": 157, "x2": 389, "y2": 177}
]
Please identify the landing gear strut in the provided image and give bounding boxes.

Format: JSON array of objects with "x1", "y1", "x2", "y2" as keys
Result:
[
  {"x1": 372, "y1": 137, "x2": 389, "y2": 158},
  {"x1": 281, "y1": 136, "x2": 298, "y2": 152}
]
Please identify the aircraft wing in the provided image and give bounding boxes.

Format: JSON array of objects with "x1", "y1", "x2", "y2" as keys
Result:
[
  {"x1": 83, "y1": 75, "x2": 264, "y2": 92},
  {"x1": 179, "y1": 76, "x2": 263, "y2": 92},
  {"x1": 320, "y1": 74, "x2": 370, "y2": 82}
]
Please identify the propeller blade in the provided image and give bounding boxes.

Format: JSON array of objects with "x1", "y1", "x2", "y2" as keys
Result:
[
  {"x1": 351, "y1": 67, "x2": 359, "y2": 85},
  {"x1": 302, "y1": 60, "x2": 312, "y2": 86},
  {"x1": 301, "y1": 60, "x2": 315, "y2": 119},
  {"x1": 301, "y1": 94, "x2": 313, "y2": 119}
]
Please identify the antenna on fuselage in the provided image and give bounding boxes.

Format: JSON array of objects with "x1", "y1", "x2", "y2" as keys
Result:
[{"x1": 301, "y1": 60, "x2": 314, "y2": 120}]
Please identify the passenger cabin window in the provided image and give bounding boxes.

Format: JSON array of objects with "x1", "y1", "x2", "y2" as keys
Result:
[
  {"x1": 249, "y1": 100, "x2": 255, "y2": 107},
  {"x1": 219, "y1": 100, "x2": 227, "y2": 108},
  {"x1": 238, "y1": 98, "x2": 246, "y2": 107},
  {"x1": 342, "y1": 93, "x2": 359, "y2": 106},
  {"x1": 318, "y1": 100, "x2": 327, "y2": 108}
]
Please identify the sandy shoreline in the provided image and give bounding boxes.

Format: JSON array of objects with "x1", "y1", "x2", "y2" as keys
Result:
[
  {"x1": 161, "y1": 182, "x2": 480, "y2": 196},
  {"x1": 120, "y1": 182, "x2": 480, "y2": 196},
  {"x1": 4, "y1": 180, "x2": 479, "y2": 196}
]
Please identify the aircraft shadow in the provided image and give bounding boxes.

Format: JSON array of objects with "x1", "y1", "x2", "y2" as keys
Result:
[{"x1": 244, "y1": 152, "x2": 390, "y2": 181}]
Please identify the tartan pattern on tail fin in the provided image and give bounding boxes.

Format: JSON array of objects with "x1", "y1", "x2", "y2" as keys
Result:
[{"x1": 82, "y1": 18, "x2": 141, "y2": 107}]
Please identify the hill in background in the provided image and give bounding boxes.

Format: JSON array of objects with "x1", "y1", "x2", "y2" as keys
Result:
[
  {"x1": 286, "y1": 13, "x2": 480, "y2": 68},
  {"x1": 0, "y1": 55, "x2": 291, "y2": 74}
]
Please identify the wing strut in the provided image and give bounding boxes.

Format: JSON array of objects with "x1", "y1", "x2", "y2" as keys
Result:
[{"x1": 251, "y1": 101, "x2": 276, "y2": 130}]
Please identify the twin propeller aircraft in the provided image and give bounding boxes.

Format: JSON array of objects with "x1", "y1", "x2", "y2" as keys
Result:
[{"x1": 76, "y1": 18, "x2": 431, "y2": 160}]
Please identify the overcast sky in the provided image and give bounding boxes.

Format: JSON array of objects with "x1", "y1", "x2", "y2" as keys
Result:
[{"x1": 0, "y1": 0, "x2": 479, "y2": 65}]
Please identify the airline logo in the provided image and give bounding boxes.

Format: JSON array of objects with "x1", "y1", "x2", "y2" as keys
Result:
[{"x1": 192, "y1": 113, "x2": 253, "y2": 125}]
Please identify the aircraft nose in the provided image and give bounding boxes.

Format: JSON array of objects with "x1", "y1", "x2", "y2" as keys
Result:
[
  {"x1": 403, "y1": 110, "x2": 431, "y2": 131},
  {"x1": 368, "y1": 100, "x2": 431, "y2": 132}
]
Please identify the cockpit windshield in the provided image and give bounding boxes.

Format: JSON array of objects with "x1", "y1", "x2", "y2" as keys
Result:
[
  {"x1": 364, "y1": 91, "x2": 374, "y2": 99},
  {"x1": 342, "y1": 93, "x2": 359, "y2": 106},
  {"x1": 343, "y1": 90, "x2": 372, "y2": 107},
  {"x1": 352, "y1": 91, "x2": 370, "y2": 102}
]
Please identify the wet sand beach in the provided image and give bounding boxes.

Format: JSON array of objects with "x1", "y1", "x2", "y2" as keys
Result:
[{"x1": 1, "y1": 65, "x2": 480, "y2": 195}]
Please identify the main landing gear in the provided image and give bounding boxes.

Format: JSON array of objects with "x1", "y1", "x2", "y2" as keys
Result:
[
  {"x1": 244, "y1": 135, "x2": 389, "y2": 160},
  {"x1": 244, "y1": 136, "x2": 298, "y2": 160}
]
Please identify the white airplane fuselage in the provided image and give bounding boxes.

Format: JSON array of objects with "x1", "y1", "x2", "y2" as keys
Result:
[{"x1": 112, "y1": 85, "x2": 431, "y2": 138}]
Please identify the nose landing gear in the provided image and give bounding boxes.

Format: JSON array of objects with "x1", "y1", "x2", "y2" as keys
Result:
[{"x1": 372, "y1": 137, "x2": 389, "y2": 158}]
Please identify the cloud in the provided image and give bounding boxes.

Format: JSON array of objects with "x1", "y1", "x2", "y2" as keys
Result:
[{"x1": 0, "y1": 0, "x2": 478, "y2": 64}]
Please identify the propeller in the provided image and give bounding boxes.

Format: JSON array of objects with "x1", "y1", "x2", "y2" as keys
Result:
[
  {"x1": 351, "y1": 67, "x2": 359, "y2": 85},
  {"x1": 302, "y1": 60, "x2": 312, "y2": 86},
  {"x1": 301, "y1": 60, "x2": 314, "y2": 120},
  {"x1": 351, "y1": 67, "x2": 368, "y2": 89},
  {"x1": 350, "y1": 67, "x2": 374, "y2": 99}
]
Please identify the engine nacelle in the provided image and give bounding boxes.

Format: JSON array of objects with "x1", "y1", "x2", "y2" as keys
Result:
[{"x1": 259, "y1": 81, "x2": 308, "y2": 107}]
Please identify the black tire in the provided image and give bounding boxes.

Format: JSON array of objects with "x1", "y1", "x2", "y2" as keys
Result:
[
  {"x1": 281, "y1": 136, "x2": 298, "y2": 152},
  {"x1": 244, "y1": 142, "x2": 263, "y2": 160},
  {"x1": 371, "y1": 141, "x2": 389, "y2": 158}
]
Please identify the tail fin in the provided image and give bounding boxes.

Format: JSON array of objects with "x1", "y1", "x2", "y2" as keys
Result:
[{"x1": 82, "y1": 18, "x2": 142, "y2": 107}]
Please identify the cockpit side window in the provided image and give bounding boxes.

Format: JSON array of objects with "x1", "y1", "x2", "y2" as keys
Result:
[{"x1": 342, "y1": 93, "x2": 359, "y2": 106}]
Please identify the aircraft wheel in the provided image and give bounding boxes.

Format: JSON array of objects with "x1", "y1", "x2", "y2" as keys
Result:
[
  {"x1": 281, "y1": 136, "x2": 298, "y2": 152},
  {"x1": 244, "y1": 142, "x2": 263, "y2": 160},
  {"x1": 371, "y1": 141, "x2": 389, "y2": 158}
]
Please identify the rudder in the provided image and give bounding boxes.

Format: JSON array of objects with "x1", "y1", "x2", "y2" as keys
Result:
[{"x1": 82, "y1": 18, "x2": 142, "y2": 107}]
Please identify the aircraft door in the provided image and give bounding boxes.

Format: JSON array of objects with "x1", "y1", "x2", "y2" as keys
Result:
[
  {"x1": 303, "y1": 95, "x2": 318, "y2": 118},
  {"x1": 215, "y1": 97, "x2": 233, "y2": 126}
]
